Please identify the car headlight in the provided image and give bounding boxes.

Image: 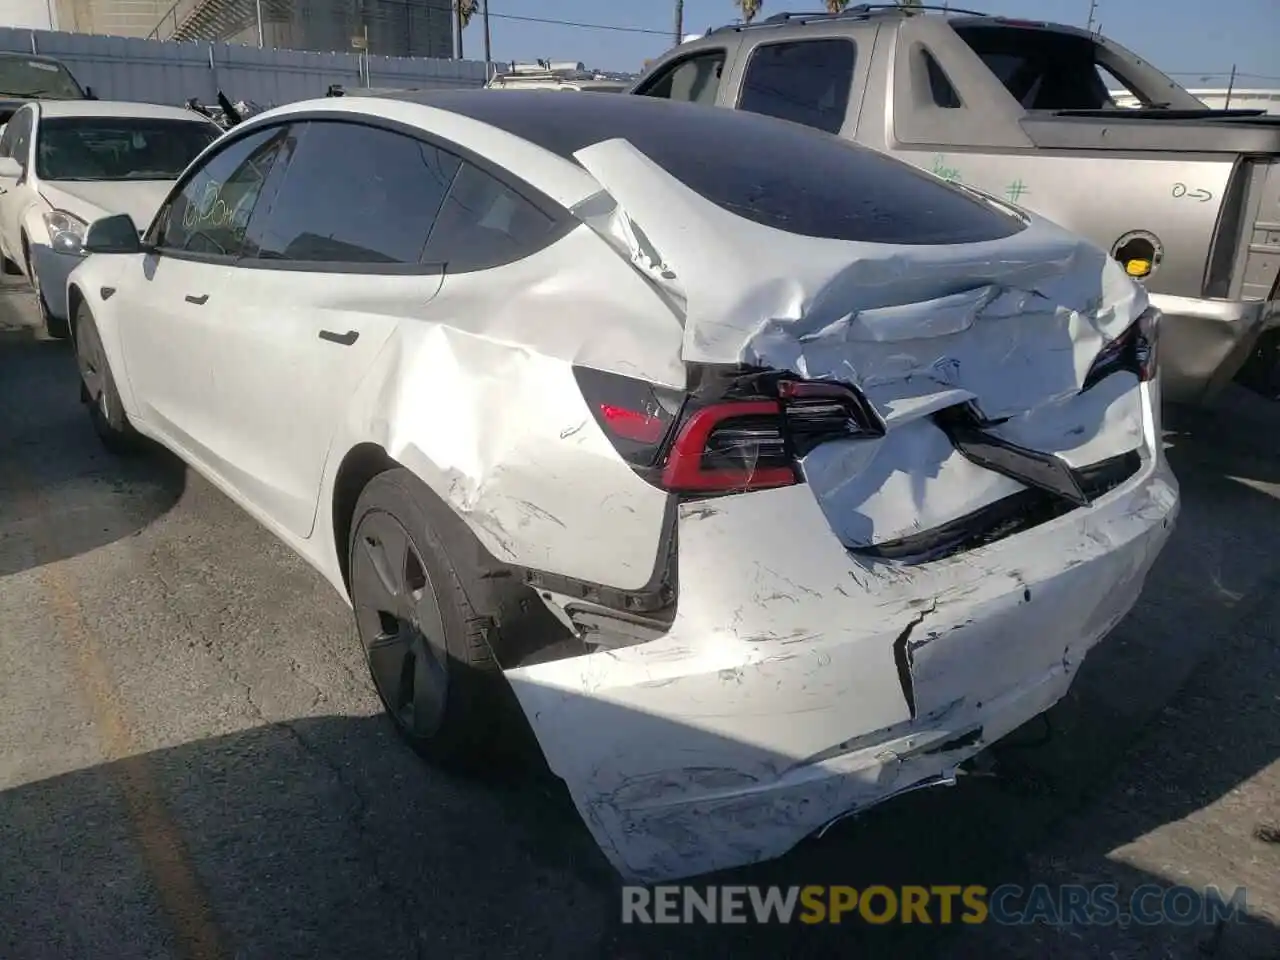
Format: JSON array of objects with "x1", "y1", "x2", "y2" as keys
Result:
[{"x1": 42, "y1": 210, "x2": 88, "y2": 254}]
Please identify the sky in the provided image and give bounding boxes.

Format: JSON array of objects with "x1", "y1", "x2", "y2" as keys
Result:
[{"x1": 462, "y1": 0, "x2": 1279, "y2": 88}]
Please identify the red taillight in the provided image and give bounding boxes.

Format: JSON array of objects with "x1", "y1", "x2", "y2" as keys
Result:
[
  {"x1": 1082, "y1": 307, "x2": 1160, "y2": 392},
  {"x1": 661, "y1": 401, "x2": 797, "y2": 493},
  {"x1": 575, "y1": 364, "x2": 882, "y2": 497},
  {"x1": 599, "y1": 403, "x2": 667, "y2": 443}
]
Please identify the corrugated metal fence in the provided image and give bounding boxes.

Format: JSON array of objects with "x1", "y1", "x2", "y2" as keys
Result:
[{"x1": 0, "y1": 27, "x2": 488, "y2": 107}]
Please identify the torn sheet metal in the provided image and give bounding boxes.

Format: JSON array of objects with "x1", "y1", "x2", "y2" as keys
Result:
[
  {"x1": 507, "y1": 454, "x2": 1178, "y2": 882},
  {"x1": 497, "y1": 140, "x2": 1178, "y2": 881},
  {"x1": 321, "y1": 133, "x2": 1176, "y2": 882}
]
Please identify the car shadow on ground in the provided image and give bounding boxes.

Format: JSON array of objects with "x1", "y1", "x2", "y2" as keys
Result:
[{"x1": 0, "y1": 306, "x2": 186, "y2": 578}]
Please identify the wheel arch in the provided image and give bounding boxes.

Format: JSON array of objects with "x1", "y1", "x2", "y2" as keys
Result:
[
  {"x1": 331, "y1": 442, "x2": 399, "y2": 595},
  {"x1": 66, "y1": 282, "x2": 85, "y2": 344}
]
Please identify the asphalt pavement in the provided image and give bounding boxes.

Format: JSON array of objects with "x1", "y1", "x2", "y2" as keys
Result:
[{"x1": 1, "y1": 272, "x2": 1277, "y2": 959}]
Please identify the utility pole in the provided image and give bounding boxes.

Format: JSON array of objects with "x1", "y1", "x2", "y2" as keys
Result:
[
  {"x1": 1085, "y1": 0, "x2": 1098, "y2": 33},
  {"x1": 482, "y1": 0, "x2": 492, "y2": 73},
  {"x1": 454, "y1": 0, "x2": 464, "y2": 59},
  {"x1": 1225, "y1": 63, "x2": 1237, "y2": 109},
  {"x1": 255, "y1": 0, "x2": 264, "y2": 46},
  {"x1": 674, "y1": 0, "x2": 684, "y2": 45}
]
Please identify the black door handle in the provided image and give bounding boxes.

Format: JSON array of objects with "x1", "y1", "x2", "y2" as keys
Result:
[
  {"x1": 185, "y1": 293, "x2": 209, "y2": 305},
  {"x1": 319, "y1": 329, "x2": 359, "y2": 346}
]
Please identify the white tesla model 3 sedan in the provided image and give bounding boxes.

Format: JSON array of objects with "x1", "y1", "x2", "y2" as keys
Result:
[{"x1": 65, "y1": 91, "x2": 1179, "y2": 883}]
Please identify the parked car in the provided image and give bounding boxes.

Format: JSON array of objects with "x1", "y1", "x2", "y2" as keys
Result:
[
  {"x1": 66, "y1": 91, "x2": 1178, "y2": 882},
  {"x1": 0, "y1": 51, "x2": 92, "y2": 126},
  {"x1": 486, "y1": 60, "x2": 633, "y2": 92},
  {"x1": 629, "y1": 7, "x2": 1280, "y2": 406},
  {"x1": 0, "y1": 100, "x2": 221, "y2": 337}
]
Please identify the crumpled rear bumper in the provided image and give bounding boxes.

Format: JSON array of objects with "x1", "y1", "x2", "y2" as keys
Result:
[
  {"x1": 1152, "y1": 293, "x2": 1279, "y2": 405},
  {"x1": 506, "y1": 439, "x2": 1178, "y2": 883}
]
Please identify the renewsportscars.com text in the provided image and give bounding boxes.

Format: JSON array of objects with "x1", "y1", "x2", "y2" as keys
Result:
[{"x1": 621, "y1": 883, "x2": 1248, "y2": 926}]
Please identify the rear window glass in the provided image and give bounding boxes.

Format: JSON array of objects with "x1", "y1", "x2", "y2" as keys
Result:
[{"x1": 416, "y1": 91, "x2": 1023, "y2": 245}]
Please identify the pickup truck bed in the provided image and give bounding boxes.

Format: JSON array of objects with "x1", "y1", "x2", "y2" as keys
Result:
[{"x1": 630, "y1": 8, "x2": 1280, "y2": 405}]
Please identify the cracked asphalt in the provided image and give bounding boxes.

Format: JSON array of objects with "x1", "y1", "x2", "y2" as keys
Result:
[{"x1": 1, "y1": 272, "x2": 1278, "y2": 959}]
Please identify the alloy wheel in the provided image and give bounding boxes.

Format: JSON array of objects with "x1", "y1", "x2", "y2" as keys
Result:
[{"x1": 351, "y1": 510, "x2": 450, "y2": 739}]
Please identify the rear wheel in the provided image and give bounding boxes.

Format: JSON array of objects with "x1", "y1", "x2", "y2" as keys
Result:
[
  {"x1": 348, "y1": 469, "x2": 510, "y2": 767},
  {"x1": 74, "y1": 302, "x2": 140, "y2": 453}
]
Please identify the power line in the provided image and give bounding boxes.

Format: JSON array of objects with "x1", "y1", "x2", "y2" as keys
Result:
[
  {"x1": 1166, "y1": 71, "x2": 1280, "y2": 81},
  {"x1": 481, "y1": 11, "x2": 670, "y2": 37}
]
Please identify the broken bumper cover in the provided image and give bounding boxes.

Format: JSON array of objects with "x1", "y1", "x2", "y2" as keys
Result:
[
  {"x1": 506, "y1": 449, "x2": 1178, "y2": 883},
  {"x1": 1150, "y1": 293, "x2": 1279, "y2": 405}
]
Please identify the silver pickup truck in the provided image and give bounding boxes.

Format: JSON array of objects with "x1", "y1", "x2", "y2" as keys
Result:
[{"x1": 629, "y1": 6, "x2": 1280, "y2": 405}]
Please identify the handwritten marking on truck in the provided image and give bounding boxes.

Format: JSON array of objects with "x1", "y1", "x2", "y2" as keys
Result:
[
  {"x1": 931, "y1": 154, "x2": 963, "y2": 182},
  {"x1": 1171, "y1": 182, "x2": 1214, "y2": 202},
  {"x1": 1005, "y1": 179, "x2": 1030, "y2": 203}
]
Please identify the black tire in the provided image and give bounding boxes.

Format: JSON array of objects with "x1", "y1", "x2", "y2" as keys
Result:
[
  {"x1": 1, "y1": 254, "x2": 20, "y2": 276},
  {"x1": 74, "y1": 302, "x2": 140, "y2": 453},
  {"x1": 348, "y1": 468, "x2": 517, "y2": 768}
]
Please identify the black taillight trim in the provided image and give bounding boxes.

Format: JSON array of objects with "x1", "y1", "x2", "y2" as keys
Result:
[{"x1": 1082, "y1": 308, "x2": 1160, "y2": 393}]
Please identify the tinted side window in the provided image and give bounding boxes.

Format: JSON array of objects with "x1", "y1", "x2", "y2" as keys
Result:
[
  {"x1": 421, "y1": 161, "x2": 556, "y2": 271},
  {"x1": 0, "y1": 119, "x2": 14, "y2": 158},
  {"x1": 636, "y1": 51, "x2": 726, "y2": 106},
  {"x1": 924, "y1": 51, "x2": 962, "y2": 108},
  {"x1": 155, "y1": 124, "x2": 286, "y2": 257},
  {"x1": 738, "y1": 39, "x2": 856, "y2": 135},
  {"x1": 246, "y1": 121, "x2": 459, "y2": 265}
]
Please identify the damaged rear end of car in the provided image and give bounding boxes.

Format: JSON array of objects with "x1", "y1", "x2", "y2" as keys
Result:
[{"x1": 484, "y1": 106, "x2": 1179, "y2": 883}]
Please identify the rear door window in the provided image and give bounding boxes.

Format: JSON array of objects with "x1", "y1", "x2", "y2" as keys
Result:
[
  {"x1": 737, "y1": 39, "x2": 856, "y2": 135},
  {"x1": 634, "y1": 51, "x2": 726, "y2": 106},
  {"x1": 244, "y1": 120, "x2": 459, "y2": 266},
  {"x1": 421, "y1": 160, "x2": 557, "y2": 272}
]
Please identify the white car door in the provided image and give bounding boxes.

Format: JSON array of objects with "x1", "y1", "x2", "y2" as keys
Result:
[
  {"x1": 190, "y1": 119, "x2": 461, "y2": 540},
  {"x1": 115, "y1": 123, "x2": 287, "y2": 472},
  {"x1": 0, "y1": 106, "x2": 34, "y2": 264}
]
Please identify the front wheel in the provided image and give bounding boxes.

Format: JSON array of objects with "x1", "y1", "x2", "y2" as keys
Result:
[
  {"x1": 348, "y1": 469, "x2": 508, "y2": 766},
  {"x1": 74, "y1": 302, "x2": 140, "y2": 453}
]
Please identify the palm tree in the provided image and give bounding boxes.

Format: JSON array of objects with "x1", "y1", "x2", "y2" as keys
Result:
[
  {"x1": 734, "y1": 0, "x2": 763, "y2": 23},
  {"x1": 455, "y1": 0, "x2": 477, "y2": 58},
  {"x1": 825, "y1": 0, "x2": 851, "y2": 11}
]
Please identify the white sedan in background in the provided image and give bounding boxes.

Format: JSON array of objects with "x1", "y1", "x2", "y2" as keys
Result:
[
  {"x1": 0, "y1": 99, "x2": 220, "y2": 337},
  {"x1": 65, "y1": 91, "x2": 1177, "y2": 882}
]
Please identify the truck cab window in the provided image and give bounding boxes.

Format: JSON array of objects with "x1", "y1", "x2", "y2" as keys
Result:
[
  {"x1": 955, "y1": 26, "x2": 1146, "y2": 111},
  {"x1": 635, "y1": 51, "x2": 726, "y2": 106},
  {"x1": 738, "y1": 39, "x2": 856, "y2": 136}
]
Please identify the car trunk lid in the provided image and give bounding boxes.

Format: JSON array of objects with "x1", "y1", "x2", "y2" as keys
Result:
[{"x1": 572, "y1": 137, "x2": 1151, "y2": 552}]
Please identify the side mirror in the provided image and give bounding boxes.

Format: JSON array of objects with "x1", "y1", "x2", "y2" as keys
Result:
[
  {"x1": 84, "y1": 86, "x2": 98, "y2": 100},
  {"x1": 0, "y1": 156, "x2": 21, "y2": 180},
  {"x1": 83, "y1": 213, "x2": 142, "y2": 254}
]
